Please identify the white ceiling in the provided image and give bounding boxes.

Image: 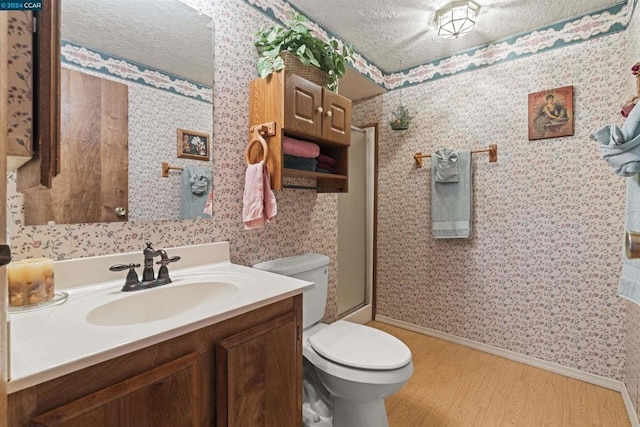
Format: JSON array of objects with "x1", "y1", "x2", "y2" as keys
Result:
[{"x1": 287, "y1": 0, "x2": 625, "y2": 73}]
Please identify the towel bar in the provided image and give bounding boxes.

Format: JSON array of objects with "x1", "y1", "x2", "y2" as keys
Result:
[
  {"x1": 414, "y1": 144, "x2": 498, "y2": 168},
  {"x1": 283, "y1": 184, "x2": 344, "y2": 191},
  {"x1": 161, "y1": 162, "x2": 183, "y2": 177}
]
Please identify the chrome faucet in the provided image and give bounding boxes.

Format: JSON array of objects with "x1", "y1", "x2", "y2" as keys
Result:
[
  {"x1": 142, "y1": 242, "x2": 159, "y2": 282},
  {"x1": 110, "y1": 242, "x2": 181, "y2": 292}
]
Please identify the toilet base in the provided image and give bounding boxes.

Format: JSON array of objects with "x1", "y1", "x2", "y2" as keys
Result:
[{"x1": 333, "y1": 398, "x2": 389, "y2": 427}]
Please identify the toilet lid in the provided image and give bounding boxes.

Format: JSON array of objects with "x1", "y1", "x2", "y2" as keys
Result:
[{"x1": 308, "y1": 321, "x2": 412, "y2": 370}]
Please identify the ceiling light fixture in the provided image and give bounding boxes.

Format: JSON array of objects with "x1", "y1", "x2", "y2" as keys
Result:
[{"x1": 437, "y1": 1, "x2": 480, "y2": 39}]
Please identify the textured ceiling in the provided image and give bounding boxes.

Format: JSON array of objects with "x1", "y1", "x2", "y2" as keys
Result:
[
  {"x1": 287, "y1": 0, "x2": 625, "y2": 73},
  {"x1": 62, "y1": 0, "x2": 213, "y2": 86},
  {"x1": 60, "y1": 0, "x2": 626, "y2": 100}
]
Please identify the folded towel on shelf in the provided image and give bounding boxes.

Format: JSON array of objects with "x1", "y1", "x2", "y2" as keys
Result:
[
  {"x1": 317, "y1": 167, "x2": 333, "y2": 174},
  {"x1": 431, "y1": 150, "x2": 472, "y2": 239},
  {"x1": 283, "y1": 136, "x2": 320, "y2": 158},
  {"x1": 435, "y1": 148, "x2": 459, "y2": 183},
  {"x1": 243, "y1": 161, "x2": 277, "y2": 230},
  {"x1": 317, "y1": 153, "x2": 337, "y2": 167},
  {"x1": 591, "y1": 101, "x2": 640, "y2": 176},
  {"x1": 317, "y1": 163, "x2": 336, "y2": 174},
  {"x1": 181, "y1": 166, "x2": 212, "y2": 220},
  {"x1": 284, "y1": 154, "x2": 318, "y2": 172}
]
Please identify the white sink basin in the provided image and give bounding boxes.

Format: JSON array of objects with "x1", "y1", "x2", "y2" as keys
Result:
[{"x1": 86, "y1": 281, "x2": 239, "y2": 326}]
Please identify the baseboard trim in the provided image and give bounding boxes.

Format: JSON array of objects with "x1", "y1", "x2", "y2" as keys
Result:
[
  {"x1": 375, "y1": 315, "x2": 639, "y2": 427},
  {"x1": 340, "y1": 305, "x2": 372, "y2": 324}
]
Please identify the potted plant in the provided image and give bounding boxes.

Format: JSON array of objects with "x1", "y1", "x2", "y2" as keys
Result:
[
  {"x1": 254, "y1": 13, "x2": 353, "y2": 91},
  {"x1": 389, "y1": 105, "x2": 414, "y2": 131}
]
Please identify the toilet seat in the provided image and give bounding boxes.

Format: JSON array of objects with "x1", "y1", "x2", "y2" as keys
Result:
[{"x1": 308, "y1": 321, "x2": 412, "y2": 370}]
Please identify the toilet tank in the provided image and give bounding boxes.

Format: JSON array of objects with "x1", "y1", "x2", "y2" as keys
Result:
[{"x1": 253, "y1": 253, "x2": 330, "y2": 328}]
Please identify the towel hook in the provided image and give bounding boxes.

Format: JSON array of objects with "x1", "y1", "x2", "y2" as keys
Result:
[{"x1": 246, "y1": 125, "x2": 271, "y2": 166}]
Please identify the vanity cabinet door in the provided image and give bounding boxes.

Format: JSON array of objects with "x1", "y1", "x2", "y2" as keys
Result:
[
  {"x1": 29, "y1": 353, "x2": 201, "y2": 427},
  {"x1": 216, "y1": 311, "x2": 301, "y2": 427}
]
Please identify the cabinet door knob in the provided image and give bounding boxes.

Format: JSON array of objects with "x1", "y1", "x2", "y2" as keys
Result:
[
  {"x1": 114, "y1": 207, "x2": 127, "y2": 217},
  {"x1": 316, "y1": 106, "x2": 323, "y2": 114},
  {"x1": 325, "y1": 110, "x2": 333, "y2": 117},
  {"x1": 0, "y1": 245, "x2": 11, "y2": 267}
]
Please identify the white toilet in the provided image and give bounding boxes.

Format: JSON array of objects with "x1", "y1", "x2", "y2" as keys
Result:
[{"x1": 254, "y1": 253, "x2": 413, "y2": 427}]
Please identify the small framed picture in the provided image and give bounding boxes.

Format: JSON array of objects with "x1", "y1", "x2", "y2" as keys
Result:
[
  {"x1": 177, "y1": 128, "x2": 210, "y2": 161},
  {"x1": 528, "y1": 86, "x2": 574, "y2": 140}
]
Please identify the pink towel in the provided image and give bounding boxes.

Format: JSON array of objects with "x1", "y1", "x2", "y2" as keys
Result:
[
  {"x1": 243, "y1": 161, "x2": 277, "y2": 230},
  {"x1": 203, "y1": 189, "x2": 213, "y2": 216},
  {"x1": 317, "y1": 153, "x2": 337, "y2": 166},
  {"x1": 283, "y1": 136, "x2": 320, "y2": 158}
]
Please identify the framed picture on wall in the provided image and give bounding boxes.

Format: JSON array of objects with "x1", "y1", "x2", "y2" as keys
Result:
[
  {"x1": 177, "y1": 128, "x2": 210, "y2": 161},
  {"x1": 528, "y1": 86, "x2": 574, "y2": 140}
]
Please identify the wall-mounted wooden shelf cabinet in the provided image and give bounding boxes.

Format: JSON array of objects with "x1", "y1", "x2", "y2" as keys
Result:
[{"x1": 249, "y1": 70, "x2": 352, "y2": 192}]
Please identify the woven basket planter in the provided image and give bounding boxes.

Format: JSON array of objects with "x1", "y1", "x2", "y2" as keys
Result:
[{"x1": 280, "y1": 51, "x2": 329, "y2": 88}]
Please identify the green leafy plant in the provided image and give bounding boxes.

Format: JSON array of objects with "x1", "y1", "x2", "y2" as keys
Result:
[
  {"x1": 389, "y1": 105, "x2": 414, "y2": 130},
  {"x1": 254, "y1": 13, "x2": 353, "y2": 91}
]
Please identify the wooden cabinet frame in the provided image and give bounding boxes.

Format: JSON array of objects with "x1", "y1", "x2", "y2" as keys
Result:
[
  {"x1": 17, "y1": 0, "x2": 60, "y2": 190},
  {"x1": 249, "y1": 71, "x2": 352, "y2": 192}
]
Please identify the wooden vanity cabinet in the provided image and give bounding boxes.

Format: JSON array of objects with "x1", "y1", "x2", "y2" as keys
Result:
[
  {"x1": 249, "y1": 70, "x2": 352, "y2": 192},
  {"x1": 8, "y1": 295, "x2": 303, "y2": 427}
]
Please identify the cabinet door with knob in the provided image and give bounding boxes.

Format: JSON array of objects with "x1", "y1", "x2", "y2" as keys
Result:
[
  {"x1": 321, "y1": 88, "x2": 351, "y2": 145},
  {"x1": 284, "y1": 72, "x2": 351, "y2": 145}
]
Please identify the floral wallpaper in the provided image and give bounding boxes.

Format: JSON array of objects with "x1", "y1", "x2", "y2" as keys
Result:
[
  {"x1": 625, "y1": 1, "x2": 640, "y2": 417},
  {"x1": 353, "y1": 33, "x2": 628, "y2": 380},
  {"x1": 126, "y1": 84, "x2": 213, "y2": 222},
  {"x1": 6, "y1": 11, "x2": 31, "y2": 162}
]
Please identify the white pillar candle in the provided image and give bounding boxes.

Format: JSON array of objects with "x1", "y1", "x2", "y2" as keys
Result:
[{"x1": 8, "y1": 258, "x2": 55, "y2": 307}]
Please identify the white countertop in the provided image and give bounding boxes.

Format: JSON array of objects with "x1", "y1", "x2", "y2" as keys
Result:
[{"x1": 8, "y1": 242, "x2": 311, "y2": 393}]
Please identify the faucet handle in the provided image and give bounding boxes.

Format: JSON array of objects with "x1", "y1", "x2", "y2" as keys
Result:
[
  {"x1": 110, "y1": 263, "x2": 142, "y2": 292},
  {"x1": 155, "y1": 256, "x2": 180, "y2": 283},
  {"x1": 109, "y1": 263, "x2": 141, "y2": 272},
  {"x1": 156, "y1": 255, "x2": 181, "y2": 266}
]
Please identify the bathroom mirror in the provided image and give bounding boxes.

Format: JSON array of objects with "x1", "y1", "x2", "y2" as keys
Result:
[{"x1": 23, "y1": 0, "x2": 214, "y2": 225}]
